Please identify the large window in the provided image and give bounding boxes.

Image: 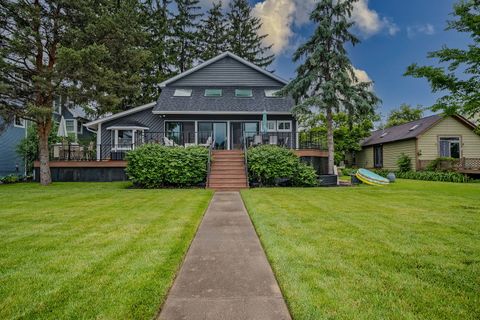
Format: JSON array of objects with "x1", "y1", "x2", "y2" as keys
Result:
[
  {"x1": 204, "y1": 89, "x2": 222, "y2": 97},
  {"x1": 439, "y1": 137, "x2": 461, "y2": 158},
  {"x1": 173, "y1": 89, "x2": 192, "y2": 97},
  {"x1": 235, "y1": 89, "x2": 253, "y2": 97},
  {"x1": 165, "y1": 121, "x2": 195, "y2": 144}
]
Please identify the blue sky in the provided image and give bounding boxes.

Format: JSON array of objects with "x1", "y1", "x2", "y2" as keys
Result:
[{"x1": 228, "y1": 0, "x2": 470, "y2": 120}]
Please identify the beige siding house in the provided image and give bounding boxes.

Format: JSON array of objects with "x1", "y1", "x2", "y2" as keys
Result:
[{"x1": 354, "y1": 115, "x2": 480, "y2": 172}]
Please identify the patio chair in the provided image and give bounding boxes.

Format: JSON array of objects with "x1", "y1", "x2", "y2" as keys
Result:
[
  {"x1": 254, "y1": 135, "x2": 263, "y2": 146},
  {"x1": 163, "y1": 137, "x2": 176, "y2": 147},
  {"x1": 199, "y1": 136, "x2": 212, "y2": 147},
  {"x1": 269, "y1": 135, "x2": 278, "y2": 145}
]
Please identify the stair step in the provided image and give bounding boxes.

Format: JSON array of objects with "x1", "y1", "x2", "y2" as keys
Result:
[
  {"x1": 209, "y1": 178, "x2": 247, "y2": 183},
  {"x1": 213, "y1": 159, "x2": 244, "y2": 163},
  {"x1": 211, "y1": 164, "x2": 245, "y2": 169},
  {"x1": 209, "y1": 184, "x2": 249, "y2": 189},
  {"x1": 209, "y1": 173, "x2": 246, "y2": 178}
]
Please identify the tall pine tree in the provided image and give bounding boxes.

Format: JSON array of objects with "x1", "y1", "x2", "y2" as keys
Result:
[
  {"x1": 282, "y1": 0, "x2": 379, "y2": 174},
  {"x1": 141, "y1": 0, "x2": 175, "y2": 100},
  {"x1": 171, "y1": 0, "x2": 202, "y2": 72},
  {"x1": 198, "y1": 1, "x2": 228, "y2": 61},
  {"x1": 227, "y1": 0, "x2": 274, "y2": 68}
]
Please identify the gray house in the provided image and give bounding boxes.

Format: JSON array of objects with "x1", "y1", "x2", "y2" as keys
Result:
[{"x1": 85, "y1": 52, "x2": 299, "y2": 157}]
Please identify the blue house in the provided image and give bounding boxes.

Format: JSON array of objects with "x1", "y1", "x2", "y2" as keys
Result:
[{"x1": 0, "y1": 98, "x2": 93, "y2": 177}]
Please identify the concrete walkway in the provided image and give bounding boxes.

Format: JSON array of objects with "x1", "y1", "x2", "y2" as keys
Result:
[{"x1": 158, "y1": 192, "x2": 291, "y2": 320}]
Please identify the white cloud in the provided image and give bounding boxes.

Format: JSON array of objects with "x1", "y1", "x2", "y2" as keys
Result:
[
  {"x1": 353, "y1": 67, "x2": 372, "y2": 84},
  {"x1": 351, "y1": 0, "x2": 399, "y2": 37},
  {"x1": 253, "y1": 0, "x2": 296, "y2": 55},
  {"x1": 407, "y1": 24, "x2": 435, "y2": 38}
]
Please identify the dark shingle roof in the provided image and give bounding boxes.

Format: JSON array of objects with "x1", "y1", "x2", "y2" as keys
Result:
[
  {"x1": 153, "y1": 87, "x2": 294, "y2": 113},
  {"x1": 362, "y1": 114, "x2": 442, "y2": 147}
]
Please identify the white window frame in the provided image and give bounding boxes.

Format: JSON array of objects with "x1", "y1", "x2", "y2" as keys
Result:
[
  {"x1": 277, "y1": 120, "x2": 292, "y2": 132},
  {"x1": 267, "y1": 120, "x2": 277, "y2": 132},
  {"x1": 77, "y1": 121, "x2": 83, "y2": 134},
  {"x1": 173, "y1": 89, "x2": 193, "y2": 97},
  {"x1": 65, "y1": 119, "x2": 76, "y2": 133},
  {"x1": 13, "y1": 116, "x2": 25, "y2": 128},
  {"x1": 438, "y1": 136, "x2": 461, "y2": 158},
  {"x1": 114, "y1": 129, "x2": 134, "y2": 151}
]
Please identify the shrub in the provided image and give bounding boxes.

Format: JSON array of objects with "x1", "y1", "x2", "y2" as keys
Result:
[
  {"x1": 397, "y1": 153, "x2": 412, "y2": 172},
  {"x1": 425, "y1": 157, "x2": 458, "y2": 172},
  {"x1": 126, "y1": 144, "x2": 209, "y2": 188},
  {"x1": 372, "y1": 169, "x2": 470, "y2": 183},
  {"x1": 247, "y1": 145, "x2": 318, "y2": 187},
  {"x1": 0, "y1": 174, "x2": 20, "y2": 184},
  {"x1": 341, "y1": 168, "x2": 357, "y2": 176}
]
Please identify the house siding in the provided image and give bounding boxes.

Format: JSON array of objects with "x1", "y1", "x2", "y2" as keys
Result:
[
  {"x1": 417, "y1": 116, "x2": 480, "y2": 160},
  {"x1": 170, "y1": 57, "x2": 284, "y2": 87},
  {"x1": 356, "y1": 146, "x2": 373, "y2": 168},
  {"x1": 382, "y1": 139, "x2": 417, "y2": 170},
  {"x1": 0, "y1": 121, "x2": 26, "y2": 177}
]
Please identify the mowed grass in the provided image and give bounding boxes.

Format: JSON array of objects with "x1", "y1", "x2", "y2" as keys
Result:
[
  {"x1": 0, "y1": 182, "x2": 213, "y2": 319},
  {"x1": 242, "y1": 180, "x2": 480, "y2": 320}
]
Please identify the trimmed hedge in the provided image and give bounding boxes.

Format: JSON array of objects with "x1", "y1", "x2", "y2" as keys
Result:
[
  {"x1": 372, "y1": 169, "x2": 471, "y2": 183},
  {"x1": 125, "y1": 144, "x2": 209, "y2": 188},
  {"x1": 247, "y1": 145, "x2": 318, "y2": 187}
]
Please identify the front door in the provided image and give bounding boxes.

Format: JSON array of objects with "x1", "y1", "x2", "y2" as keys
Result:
[{"x1": 374, "y1": 145, "x2": 383, "y2": 168}]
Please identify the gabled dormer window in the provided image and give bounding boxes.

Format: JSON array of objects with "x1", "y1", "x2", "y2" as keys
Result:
[
  {"x1": 204, "y1": 89, "x2": 222, "y2": 97},
  {"x1": 235, "y1": 89, "x2": 253, "y2": 97},
  {"x1": 173, "y1": 89, "x2": 192, "y2": 97}
]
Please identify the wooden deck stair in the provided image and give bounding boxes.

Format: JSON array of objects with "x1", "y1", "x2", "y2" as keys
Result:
[{"x1": 208, "y1": 150, "x2": 248, "y2": 191}]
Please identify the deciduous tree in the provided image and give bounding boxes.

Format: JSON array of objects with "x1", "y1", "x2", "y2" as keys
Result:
[{"x1": 405, "y1": 0, "x2": 479, "y2": 119}]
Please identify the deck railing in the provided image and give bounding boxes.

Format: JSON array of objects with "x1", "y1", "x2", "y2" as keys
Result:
[
  {"x1": 46, "y1": 131, "x2": 327, "y2": 162},
  {"x1": 418, "y1": 158, "x2": 480, "y2": 172}
]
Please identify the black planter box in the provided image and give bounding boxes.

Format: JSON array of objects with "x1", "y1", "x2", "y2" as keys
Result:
[{"x1": 319, "y1": 174, "x2": 338, "y2": 187}]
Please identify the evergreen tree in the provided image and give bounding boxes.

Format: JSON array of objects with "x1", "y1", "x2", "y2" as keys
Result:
[
  {"x1": 171, "y1": 0, "x2": 202, "y2": 72},
  {"x1": 386, "y1": 104, "x2": 424, "y2": 128},
  {"x1": 198, "y1": 1, "x2": 228, "y2": 61},
  {"x1": 281, "y1": 0, "x2": 379, "y2": 174},
  {"x1": 141, "y1": 0, "x2": 175, "y2": 100},
  {"x1": 405, "y1": 0, "x2": 479, "y2": 118},
  {"x1": 0, "y1": 0, "x2": 149, "y2": 185},
  {"x1": 227, "y1": 0, "x2": 274, "y2": 67}
]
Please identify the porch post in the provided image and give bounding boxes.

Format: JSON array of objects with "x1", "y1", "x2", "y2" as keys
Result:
[
  {"x1": 96, "y1": 123, "x2": 102, "y2": 161},
  {"x1": 227, "y1": 121, "x2": 231, "y2": 150},
  {"x1": 195, "y1": 121, "x2": 198, "y2": 145},
  {"x1": 295, "y1": 120, "x2": 299, "y2": 149}
]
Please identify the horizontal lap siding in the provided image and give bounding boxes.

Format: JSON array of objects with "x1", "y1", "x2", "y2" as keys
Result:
[
  {"x1": 170, "y1": 57, "x2": 283, "y2": 87},
  {"x1": 418, "y1": 117, "x2": 480, "y2": 160},
  {"x1": 0, "y1": 123, "x2": 26, "y2": 176},
  {"x1": 382, "y1": 140, "x2": 416, "y2": 170},
  {"x1": 356, "y1": 146, "x2": 373, "y2": 168}
]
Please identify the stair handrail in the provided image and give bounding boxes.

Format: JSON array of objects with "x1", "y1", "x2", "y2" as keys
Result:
[
  {"x1": 243, "y1": 136, "x2": 249, "y2": 188},
  {"x1": 206, "y1": 140, "x2": 214, "y2": 188}
]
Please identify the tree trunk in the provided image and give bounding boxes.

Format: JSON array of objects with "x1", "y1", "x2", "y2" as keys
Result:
[
  {"x1": 38, "y1": 121, "x2": 52, "y2": 185},
  {"x1": 326, "y1": 106, "x2": 335, "y2": 175}
]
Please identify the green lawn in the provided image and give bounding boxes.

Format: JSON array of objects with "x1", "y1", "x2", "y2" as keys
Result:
[
  {"x1": 242, "y1": 180, "x2": 480, "y2": 320},
  {"x1": 0, "y1": 182, "x2": 213, "y2": 319}
]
